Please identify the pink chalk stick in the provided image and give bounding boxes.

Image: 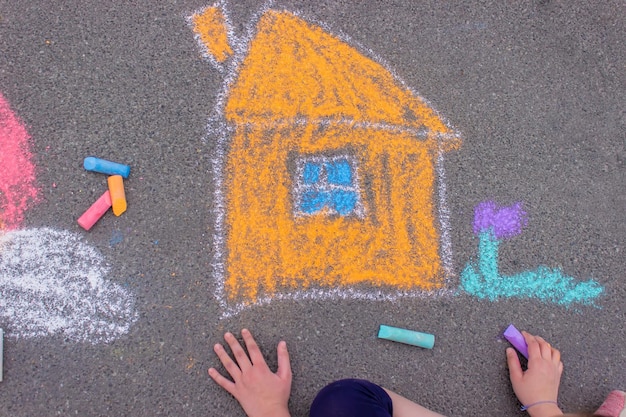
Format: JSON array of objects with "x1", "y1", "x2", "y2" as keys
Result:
[
  {"x1": 77, "y1": 190, "x2": 112, "y2": 231},
  {"x1": 503, "y1": 324, "x2": 529, "y2": 359}
]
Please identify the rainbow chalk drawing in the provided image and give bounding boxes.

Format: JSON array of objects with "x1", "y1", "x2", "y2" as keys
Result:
[
  {"x1": 1, "y1": 92, "x2": 137, "y2": 343},
  {"x1": 0, "y1": 92, "x2": 40, "y2": 230},
  {"x1": 189, "y1": 2, "x2": 461, "y2": 315},
  {"x1": 460, "y1": 201, "x2": 603, "y2": 307},
  {"x1": 0, "y1": 228, "x2": 138, "y2": 343}
]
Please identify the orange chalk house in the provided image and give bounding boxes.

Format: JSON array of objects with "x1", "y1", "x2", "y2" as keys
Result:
[{"x1": 191, "y1": 6, "x2": 461, "y2": 303}]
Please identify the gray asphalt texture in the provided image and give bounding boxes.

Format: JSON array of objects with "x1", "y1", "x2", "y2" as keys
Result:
[{"x1": 1, "y1": 1, "x2": 624, "y2": 416}]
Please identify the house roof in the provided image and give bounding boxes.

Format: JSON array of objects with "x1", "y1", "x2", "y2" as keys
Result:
[{"x1": 224, "y1": 10, "x2": 455, "y2": 138}]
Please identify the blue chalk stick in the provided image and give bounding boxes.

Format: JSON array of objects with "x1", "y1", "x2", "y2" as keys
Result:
[
  {"x1": 84, "y1": 157, "x2": 130, "y2": 178},
  {"x1": 378, "y1": 324, "x2": 435, "y2": 349},
  {"x1": 503, "y1": 324, "x2": 528, "y2": 359}
]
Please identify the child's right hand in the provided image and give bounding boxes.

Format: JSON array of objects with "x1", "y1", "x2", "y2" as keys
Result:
[{"x1": 506, "y1": 331, "x2": 564, "y2": 417}]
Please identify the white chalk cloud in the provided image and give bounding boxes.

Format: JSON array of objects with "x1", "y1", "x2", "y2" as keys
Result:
[{"x1": 0, "y1": 227, "x2": 138, "y2": 343}]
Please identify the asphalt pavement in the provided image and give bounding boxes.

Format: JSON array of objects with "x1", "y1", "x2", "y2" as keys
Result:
[{"x1": 0, "y1": 1, "x2": 624, "y2": 416}]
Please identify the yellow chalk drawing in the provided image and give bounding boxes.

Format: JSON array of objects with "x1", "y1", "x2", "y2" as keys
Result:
[
  {"x1": 190, "y1": 6, "x2": 233, "y2": 64},
  {"x1": 191, "y1": 5, "x2": 461, "y2": 305}
]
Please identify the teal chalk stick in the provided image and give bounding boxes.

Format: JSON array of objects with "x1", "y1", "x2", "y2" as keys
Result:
[{"x1": 378, "y1": 325, "x2": 435, "y2": 349}]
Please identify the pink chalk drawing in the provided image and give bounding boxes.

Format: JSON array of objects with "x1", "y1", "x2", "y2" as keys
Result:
[{"x1": 0, "y1": 92, "x2": 40, "y2": 230}]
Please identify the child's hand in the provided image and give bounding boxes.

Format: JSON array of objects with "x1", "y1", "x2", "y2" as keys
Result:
[
  {"x1": 209, "y1": 329, "x2": 292, "y2": 417},
  {"x1": 506, "y1": 331, "x2": 564, "y2": 417}
]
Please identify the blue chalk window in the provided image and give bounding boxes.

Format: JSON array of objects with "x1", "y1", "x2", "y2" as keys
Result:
[{"x1": 294, "y1": 155, "x2": 363, "y2": 217}]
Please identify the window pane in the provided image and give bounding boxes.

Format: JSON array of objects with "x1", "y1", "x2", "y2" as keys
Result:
[
  {"x1": 325, "y1": 159, "x2": 352, "y2": 186},
  {"x1": 331, "y1": 190, "x2": 357, "y2": 215},
  {"x1": 302, "y1": 162, "x2": 321, "y2": 184},
  {"x1": 300, "y1": 191, "x2": 329, "y2": 214}
]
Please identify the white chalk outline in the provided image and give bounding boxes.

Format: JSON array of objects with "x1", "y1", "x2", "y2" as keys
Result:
[{"x1": 187, "y1": 2, "x2": 461, "y2": 317}]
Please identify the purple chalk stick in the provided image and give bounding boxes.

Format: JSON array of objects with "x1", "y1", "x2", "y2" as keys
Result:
[{"x1": 503, "y1": 324, "x2": 528, "y2": 359}]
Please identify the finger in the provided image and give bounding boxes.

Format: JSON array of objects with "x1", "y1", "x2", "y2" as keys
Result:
[
  {"x1": 276, "y1": 341, "x2": 293, "y2": 381},
  {"x1": 208, "y1": 367, "x2": 237, "y2": 396},
  {"x1": 214, "y1": 343, "x2": 242, "y2": 380},
  {"x1": 551, "y1": 347, "x2": 561, "y2": 364},
  {"x1": 225, "y1": 332, "x2": 252, "y2": 371},
  {"x1": 535, "y1": 336, "x2": 552, "y2": 358},
  {"x1": 241, "y1": 329, "x2": 267, "y2": 367},
  {"x1": 522, "y1": 331, "x2": 541, "y2": 359},
  {"x1": 506, "y1": 347, "x2": 523, "y2": 383}
]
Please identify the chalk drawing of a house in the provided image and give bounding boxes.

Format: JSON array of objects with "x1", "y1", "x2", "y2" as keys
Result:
[{"x1": 190, "y1": 4, "x2": 461, "y2": 312}]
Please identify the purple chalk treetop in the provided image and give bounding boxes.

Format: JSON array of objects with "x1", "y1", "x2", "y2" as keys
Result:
[{"x1": 473, "y1": 201, "x2": 527, "y2": 239}]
